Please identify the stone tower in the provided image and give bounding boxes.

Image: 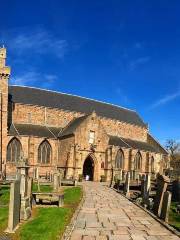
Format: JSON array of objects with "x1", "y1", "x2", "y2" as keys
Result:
[{"x1": 0, "y1": 47, "x2": 11, "y2": 177}]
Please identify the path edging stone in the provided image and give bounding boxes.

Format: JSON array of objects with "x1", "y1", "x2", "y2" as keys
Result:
[{"x1": 61, "y1": 184, "x2": 85, "y2": 240}]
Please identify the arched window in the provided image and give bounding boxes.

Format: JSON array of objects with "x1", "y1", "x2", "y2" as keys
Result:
[
  {"x1": 151, "y1": 156, "x2": 155, "y2": 173},
  {"x1": 7, "y1": 138, "x2": 22, "y2": 162},
  {"x1": 38, "y1": 140, "x2": 51, "y2": 164},
  {"x1": 134, "y1": 152, "x2": 142, "y2": 171},
  {"x1": 115, "y1": 149, "x2": 124, "y2": 169}
]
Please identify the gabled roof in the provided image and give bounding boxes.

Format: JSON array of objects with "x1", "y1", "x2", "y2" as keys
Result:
[
  {"x1": 8, "y1": 123, "x2": 62, "y2": 138},
  {"x1": 59, "y1": 115, "x2": 88, "y2": 138},
  {"x1": 147, "y1": 133, "x2": 168, "y2": 154},
  {"x1": 8, "y1": 85, "x2": 147, "y2": 128},
  {"x1": 109, "y1": 135, "x2": 165, "y2": 153}
]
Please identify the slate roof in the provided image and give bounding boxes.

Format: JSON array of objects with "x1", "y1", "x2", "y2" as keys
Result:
[
  {"x1": 8, "y1": 123, "x2": 62, "y2": 138},
  {"x1": 109, "y1": 135, "x2": 162, "y2": 153},
  {"x1": 8, "y1": 85, "x2": 147, "y2": 127},
  {"x1": 59, "y1": 115, "x2": 88, "y2": 138},
  {"x1": 147, "y1": 133, "x2": 168, "y2": 154}
]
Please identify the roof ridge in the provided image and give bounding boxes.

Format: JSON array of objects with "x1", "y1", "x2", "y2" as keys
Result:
[
  {"x1": 9, "y1": 85, "x2": 136, "y2": 113},
  {"x1": 148, "y1": 133, "x2": 168, "y2": 154}
]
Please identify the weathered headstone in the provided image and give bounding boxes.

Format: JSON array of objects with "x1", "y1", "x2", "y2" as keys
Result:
[
  {"x1": 53, "y1": 173, "x2": 59, "y2": 192},
  {"x1": 153, "y1": 174, "x2": 170, "y2": 217},
  {"x1": 141, "y1": 174, "x2": 146, "y2": 198},
  {"x1": 33, "y1": 166, "x2": 39, "y2": 180},
  {"x1": 16, "y1": 158, "x2": 31, "y2": 220},
  {"x1": 142, "y1": 174, "x2": 151, "y2": 205},
  {"x1": 27, "y1": 177, "x2": 33, "y2": 207},
  {"x1": 122, "y1": 170, "x2": 126, "y2": 181},
  {"x1": 160, "y1": 191, "x2": 172, "y2": 222},
  {"x1": 124, "y1": 172, "x2": 130, "y2": 197},
  {"x1": 6, "y1": 180, "x2": 20, "y2": 233}
]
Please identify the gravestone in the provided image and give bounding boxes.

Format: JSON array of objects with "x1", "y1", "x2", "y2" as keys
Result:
[
  {"x1": 16, "y1": 158, "x2": 31, "y2": 220},
  {"x1": 27, "y1": 177, "x2": 33, "y2": 208},
  {"x1": 33, "y1": 166, "x2": 39, "y2": 180},
  {"x1": 53, "y1": 173, "x2": 59, "y2": 192},
  {"x1": 142, "y1": 174, "x2": 151, "y2": 205},
  {"x1": 124, "y1": 172, "x2": 130, "y2": 197},
  {"x1": 160, "y1": 191, "x2": 172, "y2": 222},
  {"x1": 6, "y1": 180, "x2": 21, "y2": 233},
  {"x1": 122, "y1": 170, "x2": 126, "y2": 181},
  {"x1": 153, "y1": 174, "x2": 170, "y2": 217}
]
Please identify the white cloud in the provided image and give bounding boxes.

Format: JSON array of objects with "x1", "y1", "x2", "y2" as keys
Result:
[
  {"x1": 10, "y1": 71, "x2": 58, "y2": 88},
  {"x1": 150, "y1": 91, "x2": 180, "y2": 109},
  {"x1": 1, "y1": 27, "x2": 68, "y2": 59},
  {"x1": 129, "y1": 56, "x2": 150, "y2": 70}
]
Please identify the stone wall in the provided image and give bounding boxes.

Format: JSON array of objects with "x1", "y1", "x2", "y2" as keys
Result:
[
  {"x1": 11, "y1": 103, "x2": 83, "y2": 127},
  {"x1": 6, "y1": 135, "x2": 58, "y2": 177},
  {"x1": 58, "y1": 136, "x2": 75, "y2": 168},
  {"x1": 11, "y1": 102, "x2": 147, "y2": 142}
]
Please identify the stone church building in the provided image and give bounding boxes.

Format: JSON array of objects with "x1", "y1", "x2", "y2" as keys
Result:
[{"x1": 0, "y1": 47, "x2": 168, "y2": 181}]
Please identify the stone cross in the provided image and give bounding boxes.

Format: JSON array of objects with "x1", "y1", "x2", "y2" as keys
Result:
[
  {"x1": 153, "y1": 174, "x2": 170, "y2": 217},
  {"x1": 160, "y1": 191, "x2": 172, "y2": 222}
]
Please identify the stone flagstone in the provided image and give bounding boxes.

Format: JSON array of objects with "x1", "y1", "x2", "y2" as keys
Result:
[{"x1": 69, "y1": 182, "x2": 179, "y2": 240}]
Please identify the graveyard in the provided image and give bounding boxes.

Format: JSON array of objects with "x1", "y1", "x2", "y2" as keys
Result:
[
  {"x1": 0, "y1": 160, "x2": 82, "y2": 240},
  {"x1": 113, "y1": 171, "x2": 180, "y2": 233},
  {"x1": 0, "y1": 159, "x2": 180, "y2": 239}
]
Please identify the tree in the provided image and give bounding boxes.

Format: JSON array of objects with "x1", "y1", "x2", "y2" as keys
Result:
[{"x1": 165, "y1": 139, "x2": 180, "y2": 160}]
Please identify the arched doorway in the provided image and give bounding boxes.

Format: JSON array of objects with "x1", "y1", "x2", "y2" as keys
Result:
[{"x1": 83, "y1": 156, "x2": 94, "y2": 181}]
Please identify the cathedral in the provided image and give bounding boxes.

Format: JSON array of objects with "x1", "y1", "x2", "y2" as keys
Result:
[{"x1": 0, "y1": 47, "x2": 168, "y2": 181}]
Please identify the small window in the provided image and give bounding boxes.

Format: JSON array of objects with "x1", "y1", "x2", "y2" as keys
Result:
[
  {"x1": 89, "y1": 131, "x2": 95, "y2": 144},
  {"x1": 101, "y1": 162, "x2": 105, "y2": 169}
]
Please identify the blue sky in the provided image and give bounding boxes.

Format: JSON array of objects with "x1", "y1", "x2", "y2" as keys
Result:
[{"x1": 1, "y1": 0, "x2": 180, "y2": 144}]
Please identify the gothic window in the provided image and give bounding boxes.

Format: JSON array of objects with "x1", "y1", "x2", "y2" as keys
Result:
[
  {"x1": 134, "y1": 152, "x2": 142, "y2": 171},
  {"x1": 38, "y1": 140, "x2": 51, "y2": 164},
  {"x1": 7, "y1": 138, "x2": 22, "y2": 162},
  {"x1": 115, "y1": 149, "x2": 124, "y2": 169},
  {"x1": 151, "y1": 156, "x2": 155, "y2": 173}
]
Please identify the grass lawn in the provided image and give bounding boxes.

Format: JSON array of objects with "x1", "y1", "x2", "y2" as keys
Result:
[
  {"x1": 17, "y1": 186, "x2": 82, "y2": 240},
  {"x1": 0, "y1": 185, "x2": 10, "y2": 231},
  {"x1": 169, "y1": 202, "x2": 180, "y2": 231}
]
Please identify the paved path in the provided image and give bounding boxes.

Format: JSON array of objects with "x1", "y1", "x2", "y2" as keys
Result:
[{"x1": 70, "y1": 182, "x2": 179, "y2": 240}]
